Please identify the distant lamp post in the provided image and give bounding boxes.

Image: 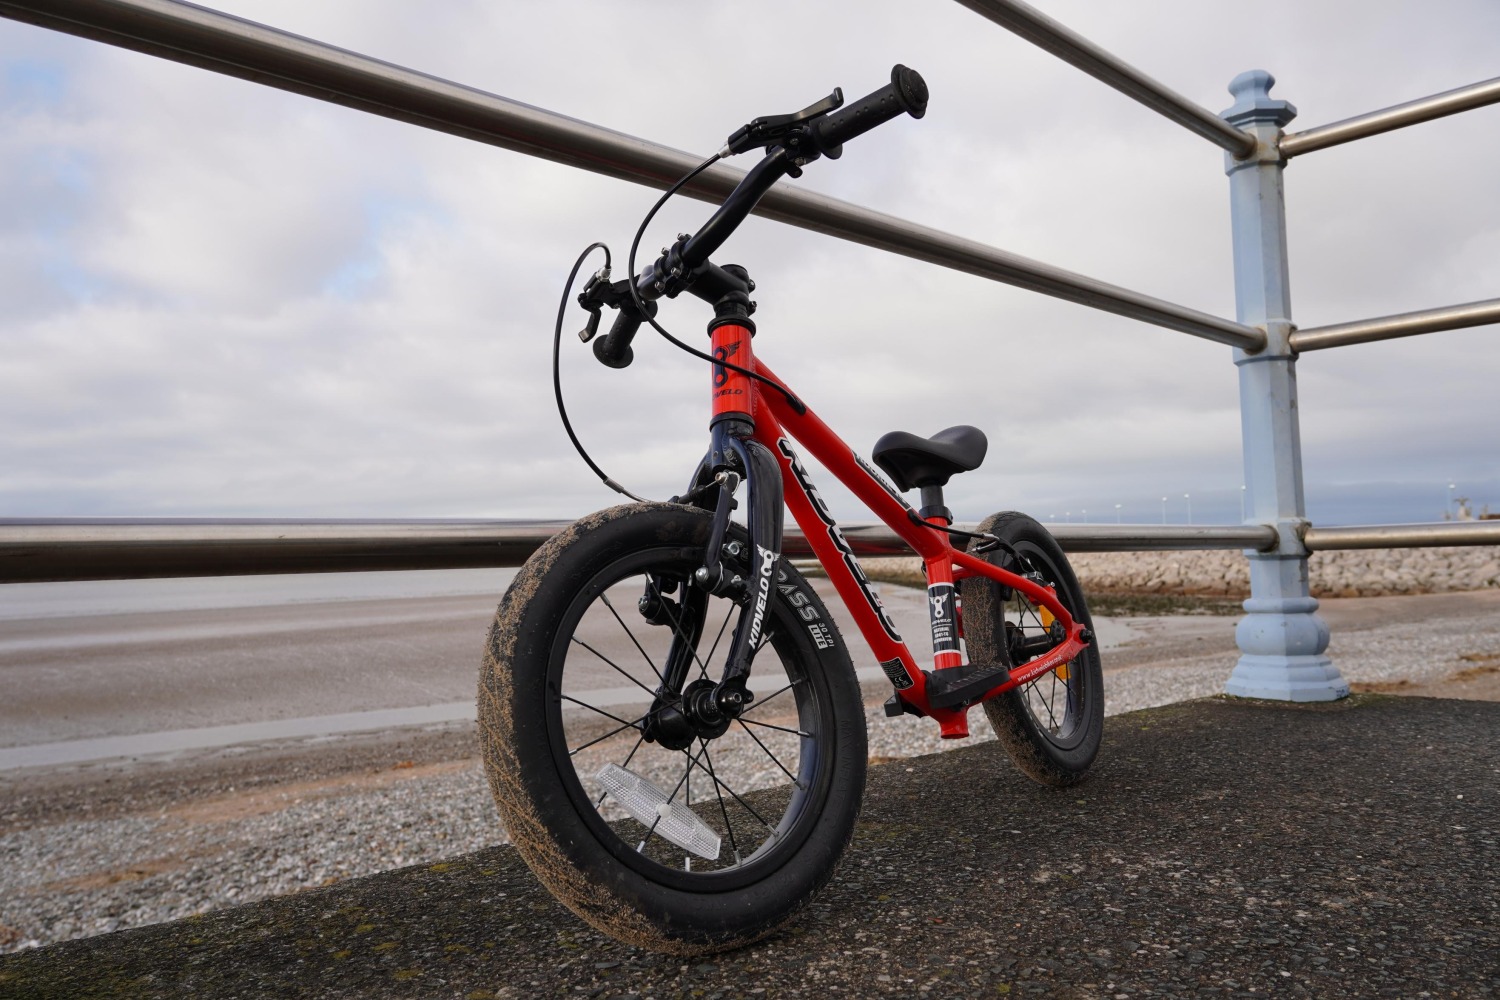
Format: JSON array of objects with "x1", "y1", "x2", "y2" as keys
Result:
[
  {"x1": 1240, "y1": 484, "x2": 1247, "y2": 522},
  {"x1": 1081, "y1": 508, "x2": 1088, "y2": 523},
  {"x1": 1161, "y1": 496, "x2": 1168, "y2": 524},
  {"x1": 1065, "y1": 511, "x2": 1071, "y2": 523},
  {"x1": 1114, "y1": 503, "x2": 1122, "y2": 523},
  {"x1": 1449, "y1": 482, "x2": 1457, "y2": 518},
  {"x1": 1184, "y1": 492, "x2": 1192, "y2": 525}
]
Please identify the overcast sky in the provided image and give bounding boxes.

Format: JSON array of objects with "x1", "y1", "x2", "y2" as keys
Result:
[{"x1": 1, "y1": 0, "x2": 1496, "y2": 529}]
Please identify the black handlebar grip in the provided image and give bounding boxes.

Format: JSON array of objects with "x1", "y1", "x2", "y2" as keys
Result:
[
  {"x1": 593, "y1": 312, "x2": 638, "y2": 368},
  {"x1": 811, "y1": 65, "x2": 927, "y2": 156},
  {"x1": 592, "y1": 299, "x2": 656, "y2": 369}
]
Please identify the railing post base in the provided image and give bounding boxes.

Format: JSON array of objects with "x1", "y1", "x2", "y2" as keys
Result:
[{"x1": 1225, "y1": 554, "x2": 1346, "y2": 701}]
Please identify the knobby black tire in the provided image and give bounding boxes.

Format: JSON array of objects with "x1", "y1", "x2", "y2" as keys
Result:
[
  {"x1": 479, "y1": 502, "x2": 866, "y2": 954},
  {"x1": 965, "y1": 511, "x2": 1104, "y2": 786}
]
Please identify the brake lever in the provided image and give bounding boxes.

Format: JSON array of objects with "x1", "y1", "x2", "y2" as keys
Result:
[
  {"x1": 723, "y1": 88, "x2": 844, "y2": 156},
  {"x1": 575, "y1": 266, "x2": 612, "y2": 342}
]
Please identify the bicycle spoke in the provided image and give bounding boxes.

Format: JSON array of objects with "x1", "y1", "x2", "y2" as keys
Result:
[
  {"x1": 558, "y1": 692, "x2": 648, "y2": 731},
  {"x1": 702, "y1": 603, "x2": 737, "y2": 681},
  {"x1": 563, "y1": 700, "x2": 676, "y2": 757},
  {"x1": 568, "y1": 635, "x2": 661, "y2": 701},
  {"x1": 683, "y1": 751, "x2": 777, "y2": 834},
  {"x1": 1026, "y1": 672, "x2": 1062, "y2": 734},
  {"x1": 650, "y1": 578, "x2": 716, "y2": 681},
  {"x1": 739, "y1": 717, "x2": 812, "y2": 738},
  {"x1": 741, "y1": 679, "x2": 800, "y2": 714},
  {"x1": 697, "y1": 737, "x2": 743, "y2": 864},
  {"x1": 534, "y1": 531, "x2": 845, "y2": 883},
  {"x1": 568, "y1": 722, "x2": 642, "y2": 758},
  {"x1": 735, "y1": 718, "x2": 804, "y2": 789},
  {"x1": 599, "y1": 591, "x2": 667, "y2": 687}
]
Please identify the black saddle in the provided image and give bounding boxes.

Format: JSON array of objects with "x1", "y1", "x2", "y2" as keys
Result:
[{"x1": 871, "y1": 425, "x2": 987, "y2": 492}]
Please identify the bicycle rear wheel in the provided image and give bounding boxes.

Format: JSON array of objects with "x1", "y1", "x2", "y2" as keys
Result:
[
  {"x1": 966, "y1": 511, "x2": 1103, "y2": 786},
  {"x1": 480, "y1": 502, "x2": 866, "y2": 954}
]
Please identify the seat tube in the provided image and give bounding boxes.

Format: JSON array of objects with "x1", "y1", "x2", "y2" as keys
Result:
[{"x1": 922, "y1": 527, "x2": 967, "y2": 670}]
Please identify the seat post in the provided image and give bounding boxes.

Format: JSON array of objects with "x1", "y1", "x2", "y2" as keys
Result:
[{"x1": 918, "y1": 485, "x2": 951, "y2": 524}]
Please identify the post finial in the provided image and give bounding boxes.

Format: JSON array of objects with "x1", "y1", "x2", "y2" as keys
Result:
[{"x1": 1223, "y1": 70, "x2": 1297, "y2": 128}]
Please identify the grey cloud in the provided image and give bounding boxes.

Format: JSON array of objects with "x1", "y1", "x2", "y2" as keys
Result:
[{"x1": 0, "y1": 0, "x2": 1496, "y2": 526}]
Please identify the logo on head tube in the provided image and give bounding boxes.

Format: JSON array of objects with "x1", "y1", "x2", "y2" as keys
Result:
[{"x1": 712, "y1": 340, "x2": 742, "y2": 389}]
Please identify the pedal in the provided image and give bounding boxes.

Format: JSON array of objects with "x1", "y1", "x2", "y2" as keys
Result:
[
  {"x1": 883, "y1": 693, "x2": 922, "y2": 718},
  {"x1": 923, "y1": 661, "x2": 1010, "y2": 710}
]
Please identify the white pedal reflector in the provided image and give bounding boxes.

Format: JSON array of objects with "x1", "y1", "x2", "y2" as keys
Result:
[{"x1": 595, "y1": 763, "x2": 721, "y2": 861}]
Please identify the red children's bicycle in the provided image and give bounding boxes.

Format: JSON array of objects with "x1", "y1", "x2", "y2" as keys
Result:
[{"x1": 479, "y1": 67, "x2": 1103, "y2": 954}]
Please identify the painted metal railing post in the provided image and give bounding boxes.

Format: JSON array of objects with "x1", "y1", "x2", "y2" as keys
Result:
[{"x1": 1220, "y1": 71, "x2": 1349, "y2": 702}]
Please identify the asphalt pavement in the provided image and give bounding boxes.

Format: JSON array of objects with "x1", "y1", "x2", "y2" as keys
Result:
[{"x1": 2, "y1": 694, "x2": 1494, "y2": 999}]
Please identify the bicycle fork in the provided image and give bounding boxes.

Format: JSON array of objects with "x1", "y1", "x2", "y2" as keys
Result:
[
  {"x1": 642, "y1": 306, "x2": 783, "y2": 739},
  {"x1": 694, "y1": 426, "x2": 784, "y2": 708}
]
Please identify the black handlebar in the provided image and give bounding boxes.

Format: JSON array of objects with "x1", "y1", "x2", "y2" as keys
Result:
[
  {"x1": 588, "y1": 66, "x2": 926, "y2": 368},
  {"x1": 683, "y1": 65, "x2": 928, "y2": 273},
  {"x1": 811, "y1": 65, "x2": 927, "y2": 158}
]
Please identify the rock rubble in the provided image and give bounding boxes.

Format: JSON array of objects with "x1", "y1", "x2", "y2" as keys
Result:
[
  {"x1": 865, "y1": 546, "x2": 1500, "y2": 598},
  {"x1": 1068, "y1": 546, "x2": 1500, "y2": 598}
]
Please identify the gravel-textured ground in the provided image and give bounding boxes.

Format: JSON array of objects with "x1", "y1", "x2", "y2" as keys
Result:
[{"x1": 3, "y1": 591, "x2": 1498, "y2": 955}]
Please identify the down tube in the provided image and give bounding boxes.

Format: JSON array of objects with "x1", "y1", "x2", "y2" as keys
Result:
[
  {"x1": 752, "y1": 407, "x2": 923, "y2": 691},
  {"x1": 753, "y1": 382, "x2": 976, "y2": 738}
]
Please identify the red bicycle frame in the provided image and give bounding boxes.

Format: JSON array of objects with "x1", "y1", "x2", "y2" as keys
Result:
[{"x1": 708, "y1": 322, "x2": 1091, "y2": 740}]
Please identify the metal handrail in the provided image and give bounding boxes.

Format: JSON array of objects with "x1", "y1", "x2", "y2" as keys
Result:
[
  {"x1": 1291, "y1": 298, "x2": 1500, "y2": 353},
  {"x1": 0, "y1": 0, "x2": 1263, "y2": 350},
  {"x1": 12, "y1": 518, "x2": 1500, "y2": 584},
  {"x1": 1304, "y1": 520, "x2": 1500, "y2": 551},
  {"x1": 951, "y1": 0, "x2": 1258, "y2": 158},
  {"x1": 0, "y1": 518, "x2": 1272, "y2": 583},
  {"x1": 1280, "y1": 76, "x2": 1500, "y2": 158}
]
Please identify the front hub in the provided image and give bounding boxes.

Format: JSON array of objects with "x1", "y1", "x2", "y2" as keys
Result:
[{"x1": 647, "y1": 678, "x2": 734, "y2": 751}]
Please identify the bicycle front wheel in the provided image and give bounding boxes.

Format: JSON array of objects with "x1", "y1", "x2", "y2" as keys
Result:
[
  {"x1": 480, "y1": 502, "x2": 866, "y2": 954},
  {"x1": 966, "y1": 511, "x2": 1104, "y2": 786}
]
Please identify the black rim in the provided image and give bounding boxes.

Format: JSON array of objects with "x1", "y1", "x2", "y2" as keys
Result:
[
  {"x1": 544, "y1": 544, "x2": 834, "y2": 891},
  {"x1": 1003, "y1": 541, "x2": 1095, "y2": 751}
]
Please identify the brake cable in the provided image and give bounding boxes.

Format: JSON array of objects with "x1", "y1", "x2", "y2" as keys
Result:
[
  {"x1": 624, "y1": 155, "x2": 804, "y2": 413},
  {"x1": 551, "y1": 241, "x2": 649, "y2": 501},
  {"x1": 553, "y1": 151, "x2": 803, "y2": 499}
]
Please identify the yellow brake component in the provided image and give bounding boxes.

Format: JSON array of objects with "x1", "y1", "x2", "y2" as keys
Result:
[{"x1": 1037, "y1": 604, "x2": 1071, "y2": 681}]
